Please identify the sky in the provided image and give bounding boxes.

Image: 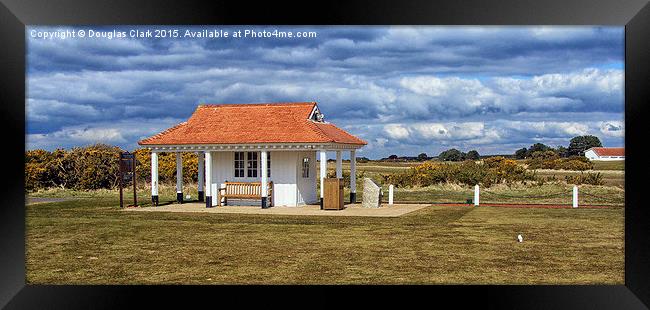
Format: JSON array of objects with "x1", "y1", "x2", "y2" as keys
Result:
[{"x1": 26, "y1": 26, "x2": 625, "y2": 159}]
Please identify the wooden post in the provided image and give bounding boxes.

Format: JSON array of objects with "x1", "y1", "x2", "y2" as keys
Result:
[
  {"x1": 474, "y1": 184, "x2": 479, "y2": 206},
  {"x1": 350, "y1": 149, "x2": 356, "y2": 203},
  {"x1": 388, "y1": 185, "x2": 394, "y2": 205},
  {"x1": 132, "y1": 155, "x2": 137, "y2": 207},
  {"x1": 119, "y1": 173, "x2": 123, "y2": 208},
  {"x1": 336, "y1": 151, "x2": 342, "y2": 178},
  {"x1": 205, "y1": 151, "x2": 212, "y2": 208},
  {"x1": 198, "y1": 151, "x2": 204, "y2": 202},
  {"x1": 320, "y1": 150, "x2": 327, "y2": 209},
  {"x1": 176, "y1": 152, "x2": 183, "y2": 204},
  {"x1": 573, "y1": 185, "x2": 578, "y2": 208},
  {"x1": 261, "y1": 150, "x2": 268, "y2": 209},
  {"x1": 151, "y1": 152, "x2": 158, "y2": 206}
]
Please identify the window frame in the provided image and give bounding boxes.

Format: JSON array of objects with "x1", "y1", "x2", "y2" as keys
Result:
[
  {"x1": 302, "y1": 157, "x2": 310, "y2": 178},
  {"x1": 247, "y1": 151, "x2": 258, "y2": 178},
  {"x1": 234, "y1": 151, "x2": 245, "y2": 178}
]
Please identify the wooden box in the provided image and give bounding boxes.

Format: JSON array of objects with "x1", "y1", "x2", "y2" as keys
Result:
[{"x1": 324, "y1": 178, "x2": 345, "y2": 210}]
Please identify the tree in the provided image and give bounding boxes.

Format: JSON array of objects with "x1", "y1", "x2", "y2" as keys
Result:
[
  {"x1": 388, "y1": 154, "x2": 398, "y2": 160},
  {"x1": 556, "y1": 146, "x2": 569, "y2": 158},
  {"x1": 465, "y1": 150, "x2": 480, "y2": 160},
  {"x1": 528, "y1": 143, "x2": 553, "y2": 154},
  {"x1": 514, "y1": 147, "x2": 528, "y2": 159},
  {"x1": 417, "y1": 153, "x2": 428, "y2": 161},
  {"x1": 568, "y1": 135, "x2": 602, "y2": 156},
  {"x1": 438, "y1": 148, "x2": 465, "y2": 161}
]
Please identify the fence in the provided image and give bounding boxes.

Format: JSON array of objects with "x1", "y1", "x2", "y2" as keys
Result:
[
  {"x1": 471, "y1": 185, "x2": 623, "y2": 208},
  {"x1": 383, "y1": 183, "x2": 624, "y2": 208}
]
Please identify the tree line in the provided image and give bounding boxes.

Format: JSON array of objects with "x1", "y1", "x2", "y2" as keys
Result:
[
  {"x1": 420, "y1": 135, "x2": 602, "y2": 162},
  {"x1": 513, "y1": 135, "x2": 602, "y2": 159}
]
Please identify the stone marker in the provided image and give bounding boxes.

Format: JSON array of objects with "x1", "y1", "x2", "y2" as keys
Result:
[{"x1": 363, "y1": 178, "x2": 382, "y2": 208}]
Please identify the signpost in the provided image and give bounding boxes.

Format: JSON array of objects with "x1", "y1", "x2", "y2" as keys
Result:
[{"x1": 119, "y1": 152, "x2": 137, "y2": 208}]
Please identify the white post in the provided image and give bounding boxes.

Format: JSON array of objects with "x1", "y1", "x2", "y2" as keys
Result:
[
  {"x1": 261, "y1": 151, "x2": 268, "y2": 208},
  {"x1": 350, "y1": 149, "x2": 357, "y2": 203},
  {"x1": 389, "y1": 184, "x2": 394, "y2": 205},
  {"x1": 197, "y1": 152, "x2": 204, "y2": 202},
  {"x1": 176, "y1": 152, "x2": 183, "y2": 203},
  {"x1": 205, "y1": 151, "x2": 212, "y2": 208},
  {"x1": 151, "y1": 152, "x2": 159, "y2": 206},
  {"x1": 474, "y1": 184, "x2": 480, "y2": 206},
  {"x1": 573, "y1": 185, "x2": 578, "y2": 208},
  {"x1": 336, "y1": 151, "x2": 342, "y2": 178},
  {"x1": 319, "y1": 150, "x2": 327, "y2": 208}
]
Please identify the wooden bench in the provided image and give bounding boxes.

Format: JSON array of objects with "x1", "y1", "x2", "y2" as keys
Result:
[{"x1": 217, "y1": 181, "x2": 273, "y2": 207}]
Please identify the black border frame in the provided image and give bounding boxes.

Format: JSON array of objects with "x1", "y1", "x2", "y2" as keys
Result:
[{"x1": 1, "y1": 0, "x2": 649, "y2": 308}]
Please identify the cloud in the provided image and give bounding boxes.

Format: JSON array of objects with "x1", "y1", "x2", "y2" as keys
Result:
[
  {"x1": 599, "y1": 120, "x2": 624, "y2": 137},
  {"x1": 383, "y1": 124, "x2": 410, "y2": 139},
  {"x1": 25, "y1": 26, "x2": 625, "y2": 157},
  {"x1": 27, "y1": 118, "x2": 183, "y2": 150}
]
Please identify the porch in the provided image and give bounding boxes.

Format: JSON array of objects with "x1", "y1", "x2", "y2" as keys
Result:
[
  {"x1": 149, "y1": 146, "x2": 361, "y2": 208},
  {"x1": 126, "y1": 202, "x2": 429, "y2": 217}
]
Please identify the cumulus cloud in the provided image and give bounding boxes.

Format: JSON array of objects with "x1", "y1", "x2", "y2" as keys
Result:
[
  {"x1": 599, "y1": 121, "x2": 625, "y2": 137},
  {"x1": 25, "y1": 25, "x2": 625, "y2": 156}
]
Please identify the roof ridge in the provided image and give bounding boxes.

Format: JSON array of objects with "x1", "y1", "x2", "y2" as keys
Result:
[{"x1": 199, "y1": 102, "x2": 316, "y2": 108}]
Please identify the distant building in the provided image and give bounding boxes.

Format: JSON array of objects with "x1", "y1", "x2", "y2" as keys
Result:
[{"x1": 584, "y1": 147, "x2": 625, "y2": 161}]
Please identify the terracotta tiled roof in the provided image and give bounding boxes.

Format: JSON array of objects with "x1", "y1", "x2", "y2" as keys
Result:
[
  {"x1": 138, "y1": 102, "x2": 367, "y2": 146},
  {"x1": 589, "y1": 147, "x2": 625, "y2": 157}
]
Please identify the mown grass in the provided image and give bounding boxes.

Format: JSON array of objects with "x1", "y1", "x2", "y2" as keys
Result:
[
  {"x1": 26, "y1": 193, "x2": 623, "y2": 284},
  {"x1": 323, "y1": 162, "x2": 624, "y2": 206}
]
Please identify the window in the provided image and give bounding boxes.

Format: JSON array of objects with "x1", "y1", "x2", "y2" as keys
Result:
[
  {"x1": 234, "y1": 152, "x2": 245, "y2": 177},
  {"x1": 302, "y1": 157, "x2": 310, "y2": 178},
  {"x1": 247, "y1": 152, "x2": 258, "y2": 178},
  {"x1": 267, "y1": 152, "x2": 271, "y2": 177}
]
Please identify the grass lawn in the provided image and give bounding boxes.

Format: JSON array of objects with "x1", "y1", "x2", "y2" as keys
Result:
[{"x1": 26, "y1": 188, "x2": 623, "y2": 284}]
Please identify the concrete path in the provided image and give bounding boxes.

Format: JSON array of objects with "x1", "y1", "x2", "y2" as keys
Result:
[{"x1": 125, "y1": 203, "x2": 429, "y2": 217}]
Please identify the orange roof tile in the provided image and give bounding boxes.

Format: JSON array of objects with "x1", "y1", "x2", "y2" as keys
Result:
[
  {"x1": 589, "y1": 147, "x2": 624, "y2": 157},
  {"x1": 138, "y1": 102, "x2": 367, "y2": 146}
]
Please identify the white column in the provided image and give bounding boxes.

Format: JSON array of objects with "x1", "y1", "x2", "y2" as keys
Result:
[
  {"x1": 350, "y1": 150, "x2": 357, "y2": 199},
  {"x1": 176, "y1": 152, "x2": 183, "y2": 202},
  {"x1": 474, "y1": 184, "x2": 480, "y2": 206},
  {"x1": 573, "y1": 185, "x2": 578, "y2": 208},
  {"x1": 320, "y1": 150, "x2": 327, "y2": 200},
  {"x1": 336, "y1": 150, "x2": 342, "y2": 178},
  {"x1": 151, "y1": 152, "x2": 158, "y2": 205},
  {"x1": 389, "y1": 184, "x2": 394, "y2": 205},
  {"x1": 205, "y1": 151, "x2": 213, "y2": 208},
  {"x1": 261, "y1": 151, "x2": 268, "y2": 208},
  {"x1": 197, "y1": 152, "x2": 204, "y2": 193}
]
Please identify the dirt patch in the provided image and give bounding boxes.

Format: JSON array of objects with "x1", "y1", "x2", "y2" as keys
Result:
[{"x1": 26, "y1": 197, "x2": 73, "y2": 205}]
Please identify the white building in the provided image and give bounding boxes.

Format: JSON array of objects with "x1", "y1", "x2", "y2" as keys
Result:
[
  {"x1": 138, "y1": 102, "x2": 367, "y2": 208},
  {"x1": 584, "y1": 147, "x2": 625, "y2": 161}
]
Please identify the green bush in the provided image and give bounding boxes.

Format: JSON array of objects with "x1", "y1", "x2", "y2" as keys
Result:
[
  {"x1": 565, "y1": 172, "x2": 604, "y2": 185},
  {"x1": 526, "y1": 155, "x2": 593, "y2": 171},
  {"x1": 327, "y1": 169, "x2": 366, "y2": 188},
  {"x1": 25, "y1": 145, "x2": 201, "y2": 192},
  {"x1": 382, "y1": 157, "x2": 535, "y2": 188}
]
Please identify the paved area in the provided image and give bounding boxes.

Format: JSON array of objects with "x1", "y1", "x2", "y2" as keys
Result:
[{"x1": 125, "y1": 203, "x2": 430, "y2": 217}]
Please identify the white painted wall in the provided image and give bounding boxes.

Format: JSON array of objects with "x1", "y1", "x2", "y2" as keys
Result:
[
  {"x1": 209, "y1": 150, "x2": 316, "y2": 206},
  {"x1": 269, "y1": 151, "x2": 297, "y2": 206}
]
